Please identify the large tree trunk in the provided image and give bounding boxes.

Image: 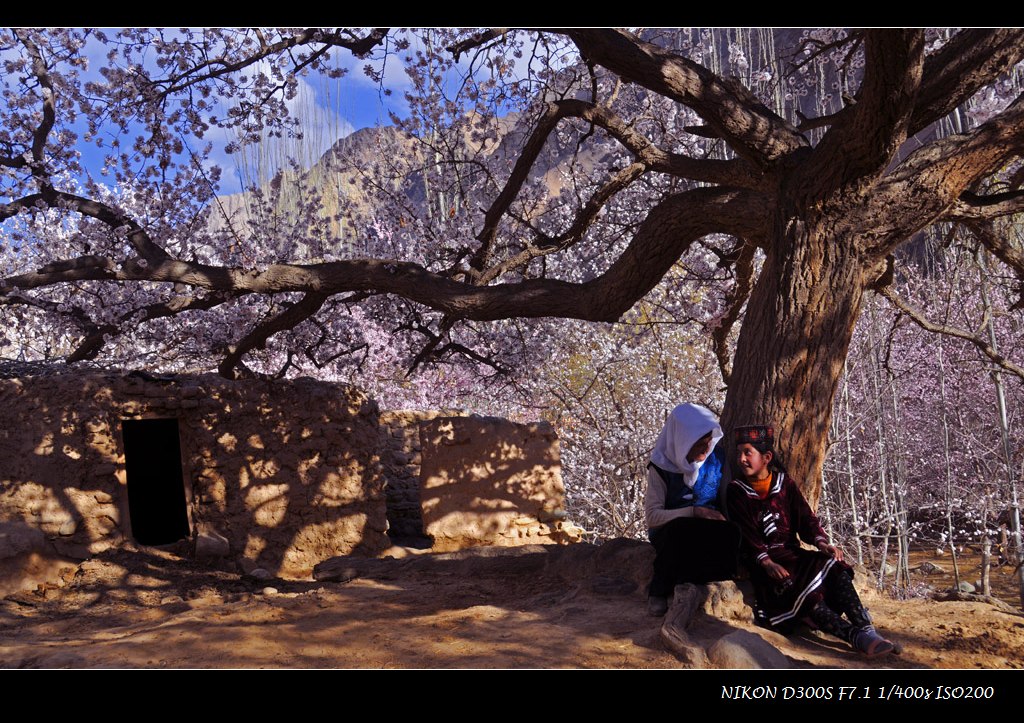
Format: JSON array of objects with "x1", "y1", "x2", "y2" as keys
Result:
[{"x1": 722, "y1": 206, "x2": 867, "y2": 509}]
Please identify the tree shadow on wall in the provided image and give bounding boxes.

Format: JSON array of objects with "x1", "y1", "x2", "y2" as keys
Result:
[
  {"x1": 415, "y1": 416, "x2": 576, "y2": 550},
  {"x1": 178, "y1": 378, "x2": 387, "y2": 579},
  {"x1": 0, "y1": 372, "x2": 385, "y2": 586}
]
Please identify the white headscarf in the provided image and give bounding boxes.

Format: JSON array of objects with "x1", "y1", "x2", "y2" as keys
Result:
[{"x1": 649, "y1": 403, "x2": 723, "y2": 484}]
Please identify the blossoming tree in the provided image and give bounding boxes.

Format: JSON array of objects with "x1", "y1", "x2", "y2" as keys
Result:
[{"x1": 2, "y1": 28, "x2": 1023, "y2": 511}]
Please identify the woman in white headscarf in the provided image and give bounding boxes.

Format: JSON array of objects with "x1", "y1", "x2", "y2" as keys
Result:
[{"x1": 645, "y1": 403, "x2": 741, "y2": 616}]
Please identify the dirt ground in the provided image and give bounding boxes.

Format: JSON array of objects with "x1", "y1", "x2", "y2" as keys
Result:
[{"x1": 1, "y1": 540, "x2": 1022, "y2": 669}]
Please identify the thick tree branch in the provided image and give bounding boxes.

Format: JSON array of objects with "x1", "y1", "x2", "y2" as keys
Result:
[
  {"x1": 877, "y1": 285, "x2": 1024, "y2": 381},
  {"x1": 565, "y1": 29, "x2": 807, "y2": 167},
  {"x1": 868, "y1": 93, "x2": 1024, "y2": 256},
  {"x1": 0, "y1": 152, "x2": 28, "y2": 168},
  {"x1": 567, "y1": 101, "x2": 762, "y2": 186},
  {"x1": 145, "y1": 28, "x2": 390, "y2": 99},
  {"x1": 13, "y1": 30, "x2": 56, "y2": 187},
  {"x1": 471, "y1": 101, "x2": 568, "y2": 272},
  {"x1": 66, "y1": 326, "x2": 118, "y2": 362},
  {"x1": 5, "y1": 187, "x2": 767, "y2": 325},
  {"x1": 711, "y1": 241, "x2": 756, "y2": 384},
  {"x1": 2, "y1": 254, "x2": 118, "y2": 290},
  {"x1": 218, "y1": 292, "x2": 329, "y2": 378},
  {"x1": 950, "y1": 190, "x2": 1024, "y2": 221},
  {"x1": 1, "y1": 190, "x2": 170, "y2": 263},
  {"x1": 471, "y1": 99, "x2": 759, "y2": 275},
  {"x1": 446, "y1": 29, "x2": 511, "y2": 61},
  {"x1": 404, "y1": 314, "x2": 456, "y2": 374},
  {"x1": 910, "y1": 29, "x2": 1024, "y2": 136},
  {"x1": 807, "y1": 30, "x2": 924, "y2": 187},
  {"x1": 796, "y1": 105, "x2": 851, "y2": 133},
  {"x1": 894, "y1": 93, "x2": 1024, "y2": 187}
]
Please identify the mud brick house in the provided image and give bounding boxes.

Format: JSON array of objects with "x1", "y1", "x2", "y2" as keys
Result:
[{"x1": 0, "y1": 366, "x2": 579, "y2": 593}]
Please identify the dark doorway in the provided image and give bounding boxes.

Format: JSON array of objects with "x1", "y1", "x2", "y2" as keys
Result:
[{"x1": 122, "y1": 418, "x2": 191, "y2": 545}]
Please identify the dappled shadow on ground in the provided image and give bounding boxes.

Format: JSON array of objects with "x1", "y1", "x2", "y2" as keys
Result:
[
  {"x1": 0, "y1": 540, "x2": 672, "y2": 668},
  {"x1": 2, "y1": 540, "x2": 1022, "y2": 669}
]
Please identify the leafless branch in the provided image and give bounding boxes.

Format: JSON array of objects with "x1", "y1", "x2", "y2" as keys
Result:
[
  {"x1": 431, "y1": 340, "x2": 510, "y2": 375},
  {"x1": 301, "y1": 315, "x2": 369, "y2": 371},
  {"x1": 963, "y1": 221, "x2": 1024, "y2": 310},
  {"x1": 404, "y1": 314, "x2": 456, "y2": 375},
  {"x1": 787, "y1": 32, "x2": 864, "y2": 74},
  {"x1": 877, "y1": 285, "x2": 1024, "y2": 381}
]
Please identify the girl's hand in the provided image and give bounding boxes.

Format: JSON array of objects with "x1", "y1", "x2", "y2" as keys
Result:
[
  {"x1": 761, "y1": 559, "x2": 790, "y2": 581},
  {"x1": 818, "y1": 542, "x2": 844, "y2": 562}
]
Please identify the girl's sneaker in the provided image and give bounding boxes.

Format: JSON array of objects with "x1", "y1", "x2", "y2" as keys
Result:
[{"x1": 852, "y1": 626, "x2": 896, "y2": 657}]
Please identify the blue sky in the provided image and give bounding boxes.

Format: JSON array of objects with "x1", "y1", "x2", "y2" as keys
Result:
[
  {"x1": 66, "y1": 29, "x2": 417, "y2": 196},
  {"x1": 4, "y1": 29, "x2": 560, "y2": 201}
]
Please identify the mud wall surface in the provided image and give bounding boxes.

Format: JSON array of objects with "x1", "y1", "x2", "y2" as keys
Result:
[
  {"x1": 0, "y1": 371, "x2": 386, "y2": 582},
  {"x1": 418, "y1": 416, "x2": 581, "y2": 551},
  {"x1": 1, "y1": 369, "x2": 575, "y2": 590}
]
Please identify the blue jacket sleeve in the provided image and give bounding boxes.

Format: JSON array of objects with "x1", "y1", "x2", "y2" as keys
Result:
[{"x1": 692, "y1": 443, "x2": 724, "y2": 509}]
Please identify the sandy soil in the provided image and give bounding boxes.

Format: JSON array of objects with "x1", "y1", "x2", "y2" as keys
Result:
[{"x1": 0, "y1": 540, "x2": 1021, "y2": 669}]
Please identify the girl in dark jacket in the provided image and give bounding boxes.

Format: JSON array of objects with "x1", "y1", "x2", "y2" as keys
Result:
[{"x1": 726, "y1": 424, "x2": 896, "y2": 657}]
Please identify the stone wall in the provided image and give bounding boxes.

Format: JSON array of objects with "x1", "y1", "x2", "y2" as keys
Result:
[
  {"x1": 418, "y1": 416, "x2": 582, "y2": 551},
  {"x1": 378, "y1": 409, "x2": 467, "y2": 541},
  {"x1": 0, "y1": 371, "x2": 387, "y2": 584}
]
